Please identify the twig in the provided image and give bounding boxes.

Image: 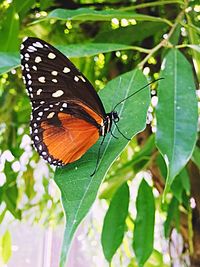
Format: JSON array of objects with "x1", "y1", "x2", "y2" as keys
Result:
[{"x1": 138, "y1": 10, "x2": 185, "y2": 69}]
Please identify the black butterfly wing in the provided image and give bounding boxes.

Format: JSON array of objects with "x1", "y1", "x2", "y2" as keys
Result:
[{"x1": 20, "y1": 37, "x2": 106, "y2": 117}]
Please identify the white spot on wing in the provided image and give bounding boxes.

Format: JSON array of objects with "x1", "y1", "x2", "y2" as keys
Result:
[
  {"x1": 52, "y1": 90, "x2": 64, "y2": 98},
  {"x1": 38, "y1": 111, "x2": 43, "y2": 116},
  {"x1": 27, "y1": 46, "x2": 37, "y2": 52},
  {"x1": 25, "y1": 53, "x2": 30, "y2": 58},
  {"x1": 38, "y1": 145, "x2": 42, "y2": 150},
  {"x1": 52, "y1": 79, "x2": 57, "y2": 83},
  {"x1": 48, "y1": 52, "x2": 56, "y2": 59},
  {"x1": 79, "y1": 75, "x2": 86, "y2": 82},
  {"x1": 32, "y1": 65, "x2": 37, "y2": 71},
  {"x1": 37, "y1": 89, "x2": 43, "y2": 95},
  {"x1": 35, "y1": 56, "x2": 42, "y2": 63},
  {"x1": 38, "y1": 76, "x2": 45, "y2": 83},
  {"x1": 74, "y1": 76, "x2": 79, "y2": 82},
  {"x1": 33, "y1": 42, "x2": 43, "y2": 48},
  {"x1": 63, "y1": 67, "x2": 70, "y2": 73},
  {"x1": 62, "y1": 103, "x2": 67, "y2": 108},
  {"x1": 47, "y1": 112, "x2": 55, "y2": 119},
  {"x1": 51, "y1": 71, "x2": 58, "y2": 76},
  {"x1": 23, "y1": 37, "x2": 28, "y2": 42}
]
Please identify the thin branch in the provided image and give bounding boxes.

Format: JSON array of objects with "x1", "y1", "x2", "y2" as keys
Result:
[
  {"x1": 138, "y1": 10, "x2": 185, "y2": 70},
  {"x1": 121, "y1": 0, "x2": 184, "y2": 11}
]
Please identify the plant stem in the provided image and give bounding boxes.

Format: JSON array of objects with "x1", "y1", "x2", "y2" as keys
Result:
[
  {"x1": 121, "y1": 0, "x2": 184, "y2": 11},
  {"x1": 138, "y1": 10, "x2": 185, "y2": 69},
  {"x1": 188, "y1": 205, "x2": 194, "y2": 254}
]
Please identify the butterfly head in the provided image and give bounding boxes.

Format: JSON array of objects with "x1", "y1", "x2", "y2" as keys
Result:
[{"x1": 111, "y1": 110, "x2": 119, "y2": 123}]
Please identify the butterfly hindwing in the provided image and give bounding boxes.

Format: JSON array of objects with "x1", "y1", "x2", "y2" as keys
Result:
[
  {"x1": 20, "y1": 37, "x2": 106, "y2": 117},
  {"x1": 30, "y1": 100, "x2": 103, "y2": 165}
]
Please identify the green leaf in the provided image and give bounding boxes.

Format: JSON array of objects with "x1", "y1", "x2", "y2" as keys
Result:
[
  {"x1": 40, "y1": 0, "x2": 53, "y2": 10},
  {"x1": 57, "y1": 43, "x2": 134, "y2": 57},
  {"x1": 54, "y1": 69, "x2": 151, "y2": 266},
  {"x1": 94, "y1": 22, "x2": 167, "y2": 45},
  {"x1": 34, "y1": 8, "x2": 171, "y2": 25},
  {"x1": 131, "y1": 134, "x2": 155, "y2": 172},
  {"x1": 191, "y1": 146, "x2": 200, "y2": 168},
  {"x1": 164, "y1": 197, "x2": 179, "y2": 238},
  {"x1": 1, "y1": 230, "x2": 12, "y2": 263},
  {"x1": 99, "y1": 135, "x2": 155, "y2": 200},
  {"x1": 0, "y1": 52, "x2": 19, "y2": 75},
  {"x1": 133, "y1": 179, "x2": 155, "y2": 267},
  {"x1": 101, "y1": 183, "x2": 129, "y2": 262},
  {"x1": 0, "y1": 5, "x2": 19, "y2": 52},
  {"x1": 156, "y1": 49, "x2": 198, "y2": 194},
  {"x1": 3, "y1": 183, "x2": 21, "y2": 220},
  {"x1": 0, "y1": 43, "x2": 133, "y2": 75},
  {"x1": 14, "y1": 0, "x2": 35, "y2": 19},
  {"x1": 171, "y1": 167, "x2": 190, "y2": 202},
  {"x1": 0, "y1": 208, "x2": 6, "y2": 224}
]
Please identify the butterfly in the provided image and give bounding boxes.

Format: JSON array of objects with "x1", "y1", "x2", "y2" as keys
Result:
[
  {"x1": 20, "y1": 37, "x2": 120, "y2": 169},
  {"x1": 21, "y1": 37, "x2": 160, "y2": 173}
]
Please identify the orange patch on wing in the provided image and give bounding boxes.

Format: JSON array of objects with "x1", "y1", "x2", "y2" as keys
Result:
[
  {"x1": 78, "y1": 102, "x2": 103, "y2": 125},
  {"x1": 41, "y1": 113, "x2": 100, "y2": 164}
]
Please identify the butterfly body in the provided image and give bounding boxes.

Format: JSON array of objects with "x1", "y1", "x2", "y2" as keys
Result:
[{"x1": 21, "y1": 37, "x2": 119, "y2": 167}]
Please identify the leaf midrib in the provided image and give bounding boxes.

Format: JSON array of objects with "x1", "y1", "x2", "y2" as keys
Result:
[{"x1": 170, "y1": 49, "x2": 177, "y2": 176}]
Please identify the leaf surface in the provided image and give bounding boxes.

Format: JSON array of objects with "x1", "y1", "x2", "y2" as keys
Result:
[
  {"x1": 156, "y1": 49, "x2": 198, "y2": 193},
  {"x1": 54, "y1": 69, "x2": 151, "y2": 266},
  {"x1": 133, "y1": 179, "x2": 155, "y2": 267},
  {"x1": 36, "y1": 8, "x2": 171, "y2": 25},
  {"x1": 101, "y1": 183, "x2": 129, "y2": 262}
]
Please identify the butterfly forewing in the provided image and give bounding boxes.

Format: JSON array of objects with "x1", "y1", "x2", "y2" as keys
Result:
[{"x1": 20, "y1": 37, "x2": 106, "y2": 116}]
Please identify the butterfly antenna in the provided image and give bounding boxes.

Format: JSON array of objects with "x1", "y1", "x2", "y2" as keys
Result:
[
  {"x1": 111, "y1": 130, "x2": 119, "y2": 139},
  {"x1": 90, "y1": 135, "x2": 106, "y2": 177},
  {"x1": 114, "y1": 121, "x2": 131, "y2": 141},
  {"x1": 113, "y1": 78, "x2": 164, "y2": 111}
]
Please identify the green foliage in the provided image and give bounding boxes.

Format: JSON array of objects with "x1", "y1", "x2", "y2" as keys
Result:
[
  {"x1": 101, "y1": 183, "x2": 129, "y2": 262},
  {"x1": 55, "y1": 69, "x2": 150, "y2": 264},
  {"x1": 156, "y1": 49, "x2": 198, "y2": 195},
  {"x1": 133, "y1": 179, "x2": 155, "y2": 267},
  {"x1": 0, "y1": 5, "x2": 19, "y2": 52},
  {"x1": 42, "y1": 8, "x2": 171, "y2": 25},
  {"x1": 0, "y1": 0, "x2": 199, "y2": 266}
]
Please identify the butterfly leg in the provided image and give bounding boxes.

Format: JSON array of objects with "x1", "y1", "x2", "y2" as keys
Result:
[
  {"x1": 114, "y1": 121, "x2": 131, "y2": 141},
  {"x1": 90, "y1": 135, "x2": 106, "y2": 177}
]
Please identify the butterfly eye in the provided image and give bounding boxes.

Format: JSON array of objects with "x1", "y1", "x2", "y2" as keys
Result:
[{"x1": 112, "y1": 111, "x2": 119, "y2": 122}]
